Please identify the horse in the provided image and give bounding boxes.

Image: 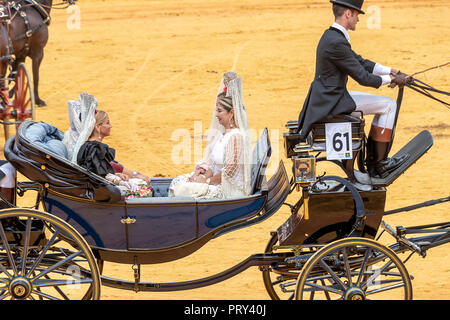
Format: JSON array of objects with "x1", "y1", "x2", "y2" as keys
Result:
[{"x1": 3, "y1": 0, "x2": 77, "y2": 107}]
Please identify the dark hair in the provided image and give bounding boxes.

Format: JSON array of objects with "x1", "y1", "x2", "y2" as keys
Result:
[
  {"x1": 216, "y1": 91, "x2": 233, "y2": 111},
  {"x1": 333, "y1": 3, "x2": 349, "y2": 18}
]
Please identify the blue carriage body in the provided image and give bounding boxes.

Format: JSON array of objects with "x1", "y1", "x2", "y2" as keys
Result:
[
  {"x1": 42, "y1": 186, "x2": 268, "y2": 263},
  {"x1": 5, "y1": 121, "x2": 290, "y2": 264}
]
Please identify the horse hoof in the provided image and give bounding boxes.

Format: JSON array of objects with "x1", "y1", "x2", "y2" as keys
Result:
[{"x1": 36, "y1": 100, "x2": 47, "y2": 107}]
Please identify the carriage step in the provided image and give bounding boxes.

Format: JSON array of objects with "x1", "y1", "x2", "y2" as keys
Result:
[{"x1": 355, "y1": 130, "x2": 433, "y2": 187}]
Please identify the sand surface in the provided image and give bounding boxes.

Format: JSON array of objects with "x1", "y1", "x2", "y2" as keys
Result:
[{"x1": 1, "y1": 0, "x2": 449, "y2": 300}]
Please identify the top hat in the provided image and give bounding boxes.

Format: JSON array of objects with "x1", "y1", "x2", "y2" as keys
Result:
[{"x1": 330, "y1": 0, "x2": 365, "y2": 14}]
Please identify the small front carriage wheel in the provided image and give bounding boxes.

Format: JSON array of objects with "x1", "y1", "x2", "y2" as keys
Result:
[
  {"x1": 14, "y1": 63, "x2": 36, "y2": 124},
  {"x1": 294, "y1": 237, "x2": 413, "y2": 300},
  {"x1": 0, "y1": 208, "x2": 101, "y2": 300},
  {"x1": 3, "y1": 63, "x2": 36, "y2": 141}
]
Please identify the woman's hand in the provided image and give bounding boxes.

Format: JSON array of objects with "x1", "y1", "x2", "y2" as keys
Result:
[
  {"x1": 194, "y1": 166, "x2": 206, "y2": 176},
  {"x1": 116, "y1": 173, "x2": 129, "y2": 181},
  {"x1": 136, "y1": 173, "x2": 151, "y2": 185},
  {"x1": 195, "y1": 175, "x2": 207, "y2": 183},
  {"x1": 189, "y1": 174, "x2": 206, "y2": 183}
]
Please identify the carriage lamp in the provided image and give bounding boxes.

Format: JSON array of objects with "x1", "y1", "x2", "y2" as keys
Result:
[
  {"x1": 293, "y1": 142, "x2": 316, "y2": 221},
  {"x1": 293, "y1": 142, "x2": 316, "y2": 186}
]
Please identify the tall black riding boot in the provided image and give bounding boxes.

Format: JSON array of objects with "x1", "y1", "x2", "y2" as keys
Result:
[{"x1": 365, "y1": 137, "x2": 409, "y2": 179}]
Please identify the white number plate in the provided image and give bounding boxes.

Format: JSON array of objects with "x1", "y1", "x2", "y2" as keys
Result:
[{"x1": 325, "y1": 122, "x2": 352, "y2": 160}]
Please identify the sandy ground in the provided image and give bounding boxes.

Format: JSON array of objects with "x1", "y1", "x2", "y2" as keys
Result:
[{"x1": 1, "y1": 0, "x2": 449, "y2": 300}]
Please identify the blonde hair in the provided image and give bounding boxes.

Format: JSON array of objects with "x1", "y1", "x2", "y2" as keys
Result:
[
  {"x1": 90, "y1": 110, "x2": 109, "y2": 138},
  {"x1": 94, "y1": 110, "x2": 108, "y2": 126}
]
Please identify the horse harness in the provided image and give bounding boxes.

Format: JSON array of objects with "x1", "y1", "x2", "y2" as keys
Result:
[{"x1": 2, "y1": 0, "x2": 50, "y2": 55}]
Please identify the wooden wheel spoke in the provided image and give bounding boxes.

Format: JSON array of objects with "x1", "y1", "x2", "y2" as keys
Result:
[
  {"x1": 0, "y1": 222, "x2": 18, "y2": 277},
  {"x1": 318, "y1": 258, "x2": 347, "y2": 290},
  {"x1": 356, "y1": 247, "x2": 372, "y2": 286},
  {"x1": 30, "y1": 250, "x2": 83, "y2": 283},
  {"x1": 361, "y1": 260, "x2": 394, "y2": 290},
  {"x1": 31, "y1": 289, "x2": 60, "y2": 300},
  {"x1": 20, "y1": 218, "x2": 32, "y2": 276},
  {"x1": 341, "y1": 248, "x2": 352, "y2": 287},
  {"x1": 304, "y1": 279, "x2": 343, "y2": 295},
  {"x1": 26, "y1": 229, "x2": 60, "y2": 277}
]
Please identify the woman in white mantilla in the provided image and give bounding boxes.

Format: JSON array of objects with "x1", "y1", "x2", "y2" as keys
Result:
[
  {"x1": 169, "y1": 72, "x2": 252, "y2": 199},
  {"x1": 63, "y1": 93, "x2": 151, "y2": 197}
]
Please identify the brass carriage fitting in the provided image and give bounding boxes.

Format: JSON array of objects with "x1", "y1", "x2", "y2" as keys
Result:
[
  {"x1": 120, "y1": 216, "x2": 136, "y2": 224},
  {"x1": 293, "y1": 142, "x2": 316, "y2": 186}
]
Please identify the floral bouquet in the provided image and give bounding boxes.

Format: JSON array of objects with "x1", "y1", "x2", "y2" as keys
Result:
[
  {"x1": 117, "y1": 178, "x2": 153, "y2": 200},
  {"x1": 124, "y1": 184, "x2": 153, "y2": 200}
]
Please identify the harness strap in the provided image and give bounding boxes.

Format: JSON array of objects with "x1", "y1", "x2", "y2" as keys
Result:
[
  {"x1": 23, "y1": 0, "x2": 51, "y2": 25},
  {"x1": 384, "y1": 196, "x2": 450, "y2": 215},
  {"x1": 11, "y1": 15, "x2": 49, "y2": 42},
  {"x1": 9, "y1": 0, "x2": 51, "y2": 43}
]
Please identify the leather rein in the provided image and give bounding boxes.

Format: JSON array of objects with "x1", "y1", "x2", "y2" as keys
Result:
[{"x1": 405, "y1": 63, "x2": 450, "y2": 109}]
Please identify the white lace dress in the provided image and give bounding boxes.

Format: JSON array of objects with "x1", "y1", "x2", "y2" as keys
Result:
[{"x1": 169, "y1": 128, "x2": 248, "y2": 199}]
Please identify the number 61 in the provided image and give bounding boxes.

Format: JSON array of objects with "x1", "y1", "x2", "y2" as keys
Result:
[{"x1": 333, "y1": 132, "x2": 350, "y2": 152}]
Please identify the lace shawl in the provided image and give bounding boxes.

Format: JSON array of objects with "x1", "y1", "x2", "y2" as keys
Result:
[
  {"x1": 63, "y1": 93, "x2": 98, "y2": 162},
  {"x1": 199, "y1": 72, "x2": 252, "y2": 197}
]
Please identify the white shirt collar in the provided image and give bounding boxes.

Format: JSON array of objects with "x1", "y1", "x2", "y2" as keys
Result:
[{"x1": 331, "y1": 22, "x2": 350, "y2": 43}]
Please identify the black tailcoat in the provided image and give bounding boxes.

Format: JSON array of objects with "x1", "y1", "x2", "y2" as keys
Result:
[{"x1": 297, "y1": 27, "x2": 383, "y2": 139}]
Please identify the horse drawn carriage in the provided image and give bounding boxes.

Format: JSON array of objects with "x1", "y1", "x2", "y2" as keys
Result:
[{"x1": 0, "y1": 85, "x2": 448, "y2": 300}]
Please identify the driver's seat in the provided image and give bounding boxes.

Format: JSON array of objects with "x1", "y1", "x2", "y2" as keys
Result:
[{"x1": 284, "y1": 112, "x2": 366, "y2": 182}]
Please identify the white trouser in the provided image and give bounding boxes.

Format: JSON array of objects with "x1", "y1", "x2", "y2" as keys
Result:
[
  {"x1": 349, "y1": 91, "x2": 397, "y2": 130},
  {"x1": 0, "y1": 162, "x2": 16, "y2": 188}
]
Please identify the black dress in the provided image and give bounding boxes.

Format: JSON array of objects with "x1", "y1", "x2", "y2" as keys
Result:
[{"x1": 77, "y1": 140, "x2": 116, "y2": 177}]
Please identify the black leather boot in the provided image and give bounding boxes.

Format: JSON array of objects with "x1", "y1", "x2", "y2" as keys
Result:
[{"x1": 365, "y1": 137, "x2": 409, "y2": 179}]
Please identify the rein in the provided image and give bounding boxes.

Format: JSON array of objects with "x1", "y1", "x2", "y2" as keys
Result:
[
  {"x1": 38, "y1": 1, "x2": 75, "y2": 10},
  {"x1": 405, "y1": 62, "x2": 450, "y2": 110}
]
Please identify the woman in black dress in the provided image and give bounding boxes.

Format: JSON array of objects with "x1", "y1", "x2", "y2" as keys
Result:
[{"x1": 77, "y1": 110, "x2": 150, "y2": 186}]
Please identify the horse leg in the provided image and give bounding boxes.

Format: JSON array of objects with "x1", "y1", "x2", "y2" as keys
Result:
[{"x1": 30, "y1": 49, "x2": 46, "y2": 107}]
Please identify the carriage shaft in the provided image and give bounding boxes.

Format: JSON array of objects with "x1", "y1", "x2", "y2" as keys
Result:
[{"x1": 99, "y1": 253, "x2": 291, "y2": 292}]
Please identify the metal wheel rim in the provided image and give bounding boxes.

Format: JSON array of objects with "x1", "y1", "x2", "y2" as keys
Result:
[
  {"x1": 0, "y1": 208, "x2": 101, "y2": 300},
  {"x1": 294, "y1": 237, "x2": 413, "y2": 300}
]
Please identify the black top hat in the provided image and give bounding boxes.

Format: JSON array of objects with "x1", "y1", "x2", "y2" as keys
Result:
[{"x1": 330, "y1": 0, "x2": 365, "y2": 14}]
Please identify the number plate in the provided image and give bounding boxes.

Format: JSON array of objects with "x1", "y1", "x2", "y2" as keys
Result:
[{"x1": 325, "y1": 122, "x2": 352, "y2": 160}]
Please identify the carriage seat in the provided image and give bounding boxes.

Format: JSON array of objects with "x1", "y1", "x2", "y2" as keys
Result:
[
  {"x1": 308, "y1": 113, "x2": 365, "y2": 152},
  {"x1": 134, "y1": 128, "x2": 272, "y2": 200},
  {"x1": 4, "y1": 121, "x2": 121, "y2": 203},
  {"x1": 284, "y1": 113, "x2": 365, "y2": 158}
]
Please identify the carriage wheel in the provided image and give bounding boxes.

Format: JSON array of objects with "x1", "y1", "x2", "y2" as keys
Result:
[
  {"x1": 261, "y1": 232, "x2": 303, "y2": 300},
  {"x1": 0, "y1": 208, "x2": 101, "y2": 300},
  {"x1": 14, "y1": 63, "x2": 36, "y2": 125},
  {"x1": 2, "y1": 63, "x2": 36, "y2": 141},
  {"x1": 294, "y1": 237, "x2": 413, "y2": 300}
]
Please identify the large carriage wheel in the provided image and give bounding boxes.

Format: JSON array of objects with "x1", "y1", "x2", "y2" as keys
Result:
[
  {"x1": 3, "y1": 63, "x2": 36, "y2": 141},
  {"x1": 261, "y1": 232, "x2": 302, "y2": 300},
  {"x1": 0, "y1": 208, "x2": 101, "y2": 300},
  {"x1": 294, "y1": 237, "x2": 413, "y2": 300}
]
